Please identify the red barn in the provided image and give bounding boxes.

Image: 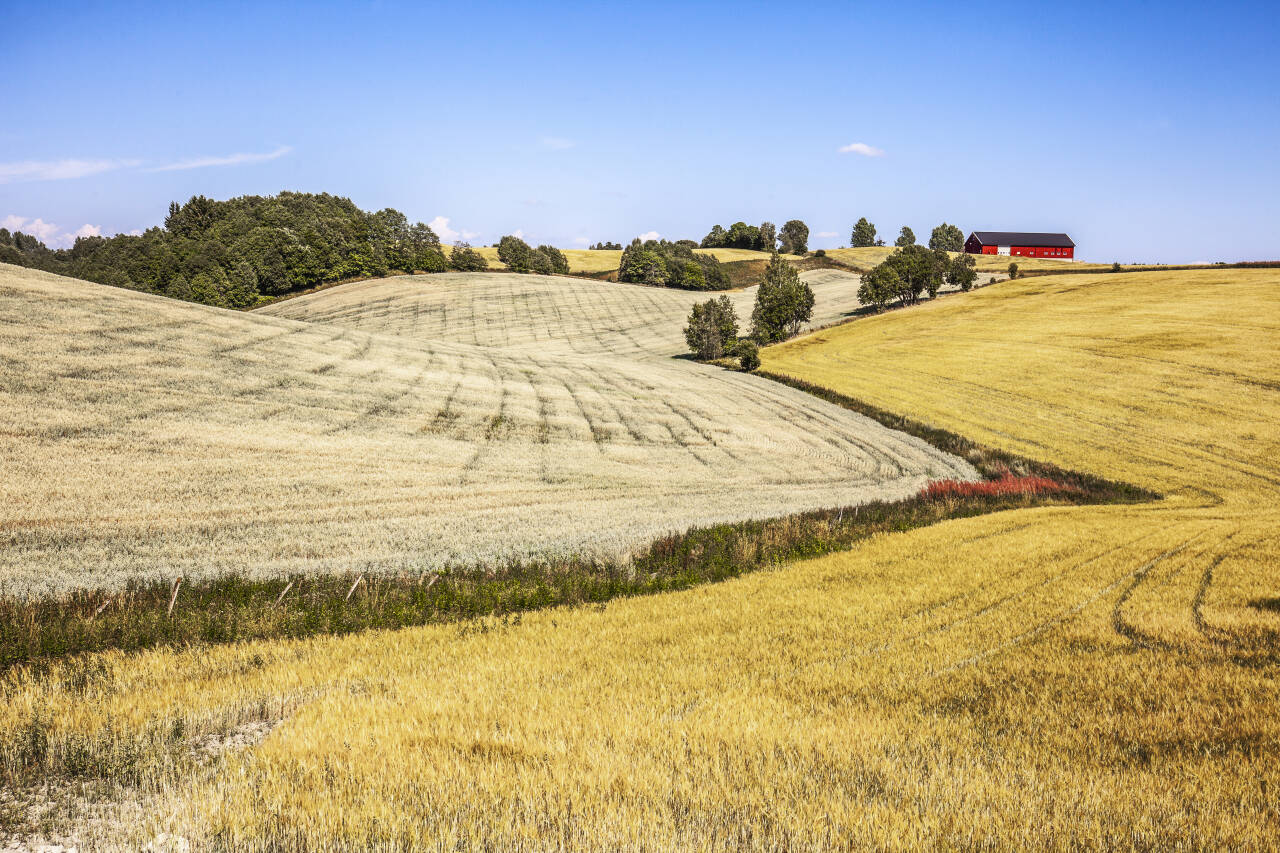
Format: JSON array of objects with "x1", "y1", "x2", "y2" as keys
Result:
[{"x1": 964, "y1": 231, "x2": 1075, "y2": 260}]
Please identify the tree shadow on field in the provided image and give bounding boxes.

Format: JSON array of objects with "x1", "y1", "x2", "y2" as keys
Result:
[{"x1": 1248, "y1": 596, "x2": 1280, "y2": 613}]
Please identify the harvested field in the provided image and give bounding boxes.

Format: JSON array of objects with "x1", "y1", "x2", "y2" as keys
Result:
[
  {"x1": 3, "y1": 267, "x2": 1275, "y2": 849},
  {"x1": 0, "y1": 264, "x2": 970, "y2": 597},
  {"x1": 258, "y1": 269, "x2": 867, "y2": 358}
]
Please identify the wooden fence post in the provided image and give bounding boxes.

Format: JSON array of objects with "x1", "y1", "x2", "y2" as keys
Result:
[
  {"x1": 273, "y1": 580, "x2": 294, "y2": 608},
  {"x1": 167, "y1": 577, "x2": 183, "y2": 619}
]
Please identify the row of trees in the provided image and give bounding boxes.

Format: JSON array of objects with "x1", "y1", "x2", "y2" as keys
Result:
[
  {"x1": 588, "y1": 241, "x2": 622, "y2": 250},
  {"x1": 700, "y1": 220, "x2": 810, "y2": 254},
  {"x1": 617, "y1": 238, "x2": 730, "y2": 290},
  {"x1": 0, "y1": 192, "x2": 488, "y2": 309},
  {"x1": 851, "y1": 218, "x2": 965, "y2": 252},
  {"x1": 857, "y1": 244, "x2": 977, "y2": 309},
  {"x1": 683, "y1": 254, "x2": 813, "y2": 367}
]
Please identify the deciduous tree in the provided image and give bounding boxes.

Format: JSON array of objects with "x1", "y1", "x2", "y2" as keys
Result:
[
  {"x1": 929, "y1": 223, "x2": 964, "y2": 252},
  {"x1": 778, "y1": 220, "x2": 809, "y2": 255}
]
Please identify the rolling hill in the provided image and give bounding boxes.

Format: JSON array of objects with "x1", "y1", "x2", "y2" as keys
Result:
[
  {"x1": 0, "y1": 263, "x2": 971, "y2": 597},
  {"x1": 4, "y1": 266, "x2": 1274, "y2": 848}
]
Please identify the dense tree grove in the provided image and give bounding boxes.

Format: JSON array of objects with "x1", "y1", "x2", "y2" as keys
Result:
[
  {"x1": 0, "y1": 192, "x2": 451, "y2": 308},
  {"x1": 895, "y1": 226, "x2": 916, "y2": 247},
  {"x1": 683, "y1": 295, "x2": 739, "y2": 360},
  {"x1": 495, "y1": 236, "x2": 569, "y2": 274},
  {"x1": 857, "y1": 244, "x2": 976, "y2": 309},
  {"x1": 617, "y1": 238, "x2": 730, "y2": 290},
  {"x1": 928, "y1": 222, "x2": 965, "y2": 252},
  {"x1": 851, "y1": 217, "x2": 879, "y2": 248},
  {"x1": 751, "y1": 253, "x2": 814, "y2": 342},
  {"x1": 777, "y1": 220, "x2": 809, "y2": 255},
  {"x1": 699, "y1": 221, "x2": 776, "y2": 251},
  {"x1": 588, "y1": 241, "x2": 623, "y2": 250}
]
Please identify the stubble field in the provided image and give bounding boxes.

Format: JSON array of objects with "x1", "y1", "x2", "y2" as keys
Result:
[
  {"x1": 0, "y1": 264, "x2": 967, "y2": 597},
  {"x1": 2, "y1": 267, "x2": 1275, "y2": 849}
]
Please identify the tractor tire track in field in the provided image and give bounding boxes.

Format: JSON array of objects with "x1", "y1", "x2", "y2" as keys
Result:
[{"x1": 933, "y1": 531, "x2": 1206, "y2": 676}]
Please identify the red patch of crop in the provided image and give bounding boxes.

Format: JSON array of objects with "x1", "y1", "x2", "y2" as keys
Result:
[{"x1": 922, "y1": 474, "x2": 1081, "y2": 501}]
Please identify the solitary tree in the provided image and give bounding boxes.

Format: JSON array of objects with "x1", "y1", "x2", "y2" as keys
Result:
[
  {"x1": 778, "y1": 220, "x2": 810, "y2": 255},
  {"x1": 751, "y1": 253, "x2": 815, "y2": 342},
  {"x1": 1008, "y1": 262, "x2": 1019, "y2": 279},
  {"x1": 684, "y1": 295, "x2": 739, "y2": 360},
  {"x1": 929, "y1": 223, "x2": 964, "y2": 252},
  {"x1": 851, "y1": 217, "x2": 878, "y2": 248},
  {"x1": 895, "y1": 226, "x2": 916, "y2": 247}
]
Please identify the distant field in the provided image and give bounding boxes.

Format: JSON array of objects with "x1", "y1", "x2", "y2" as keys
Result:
[
  {"x1": 443, "y1": 245, "x2": 773, "y2": 275},
  {"x1": 5, "y1": 267, "x2": 1274, "y2": 848},
  {"x1": 0, "y1": 264, "x2": 964, "y2": 596},
  {"x1": 445, "y1": 243, "x2": 1107, "y2": 277}
]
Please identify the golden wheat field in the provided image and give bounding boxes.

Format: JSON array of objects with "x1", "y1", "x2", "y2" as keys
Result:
[
  {"x1": 0, "y1": 264, "x2": 969, "y2": 597},
  {"x1": 3, "y1": 267, "x2": 1276, "y2": 849}
]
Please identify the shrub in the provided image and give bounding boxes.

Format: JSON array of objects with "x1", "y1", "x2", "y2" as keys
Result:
[
  {"x1": 1112, "y1": 262, "x2": 1122, "y2": 273},
  {"x1": 814, "y1": 248, "x2": 826, "y2": 257},
  {"x1": 736, "y1": 340, "x2": 760, "y2": 371},
  {"x1": 1008, "y1": 262, "x2": 1019, "y2": 279},
  {"x1": 922, "y1": 474, "x2": 1081, "y2": 501}
]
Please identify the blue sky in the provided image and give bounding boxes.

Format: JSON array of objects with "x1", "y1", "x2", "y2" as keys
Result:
[{"x1": 2, "y1": 0, "x2": 1277, "y2": 262}]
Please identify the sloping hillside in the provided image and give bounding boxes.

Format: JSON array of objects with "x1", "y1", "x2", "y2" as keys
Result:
[
  {"x1": 0, "y1": 263, "x2": 971, "y2": 596},
  {"x1": 258, "y1": 269, "x2": 866, "y2": 358},
  {"x1": 6, "y1": 267, "x2": 1274, "y2": 849}
]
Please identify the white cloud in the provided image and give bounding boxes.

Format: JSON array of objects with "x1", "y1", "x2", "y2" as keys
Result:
[
  {"x1": 816, "y1": 231, "x2": 838, "y2": 238},
  {"x1": 540, "y1": 136, "x2": 576, "y2": 150},
  {"x1": 0, "y1": 158, "x2": 140, "y2": 184},
  {"x1": 511, "y1": 229, "x2": 526, "y2": 240},
  {"x1": 838, "y1": 142, "x2": 885, "y2": 157},
  {"x1": 3, "y1": 216, "x2": 116, "y2": 248},
  {"x1": 637, "y1": 230, "x2": 660, "y2": 241},
  {"x1": 428, "y1": 216, "x2": 479, "y2": 244},
  {"x1": 151, "y1": 145, "x2": 292, "y2": 172}
]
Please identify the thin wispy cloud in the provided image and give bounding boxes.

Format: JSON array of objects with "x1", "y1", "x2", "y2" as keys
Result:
[
  {"x1": 150, "y1": 145, "x2": 293, "y2": 172},
  {"x1": 838, "y1": 142, "x2": 885, "y2": 157},
  {"x1": 0, "y1": 158, "x2": 140, "y2": 184},
  {"x1": 816, "y1": 231, "x2": 838, "y2": 238},
  {"x1": 540, "y1": 136, "x2": 576, "y2": 150}
]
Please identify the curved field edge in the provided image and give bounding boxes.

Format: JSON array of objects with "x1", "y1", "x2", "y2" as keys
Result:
[{"x1": 0, "y1": 389, "x2": 1150, "y2": 670}]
